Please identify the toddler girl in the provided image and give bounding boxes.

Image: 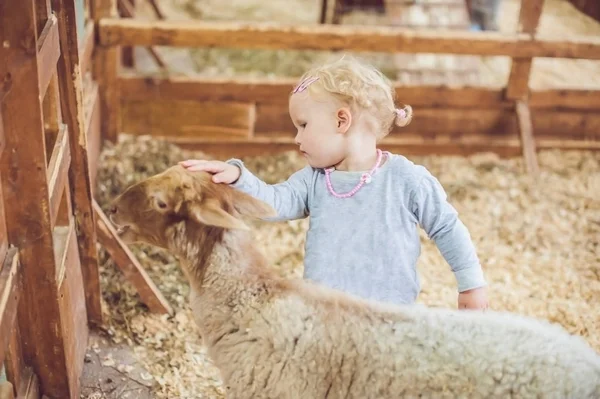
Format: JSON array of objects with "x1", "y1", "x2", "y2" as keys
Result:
[{"x1": 180, "y1": 55, "x2": 489, "y2": 310}]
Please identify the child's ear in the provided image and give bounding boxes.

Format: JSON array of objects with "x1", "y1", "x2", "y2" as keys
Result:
[{"x1": 336, "y1": 107, "x2": 352, "y2": 133}]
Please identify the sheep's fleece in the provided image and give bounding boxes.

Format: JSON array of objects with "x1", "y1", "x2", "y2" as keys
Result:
[{"x1": 191, "y1": 241, "x2": 600, "y2": 399}]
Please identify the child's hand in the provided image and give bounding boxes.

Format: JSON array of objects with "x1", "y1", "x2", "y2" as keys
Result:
[
  {"x1": 179, "y1": 160, "x2": 241, "y2": 184},
  {"x1": 458, "y1": 287, "x2": 489, "y2": 311}
]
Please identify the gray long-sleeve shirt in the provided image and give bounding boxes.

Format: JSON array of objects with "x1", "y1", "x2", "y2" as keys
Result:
[{"x1": 227, "y1": 153, "x2": 486, "y2": 305}]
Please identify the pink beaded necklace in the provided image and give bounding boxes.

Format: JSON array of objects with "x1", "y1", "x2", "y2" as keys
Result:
[{"x1": 324, "y1": 149, "x2": 384, "y2": 198}]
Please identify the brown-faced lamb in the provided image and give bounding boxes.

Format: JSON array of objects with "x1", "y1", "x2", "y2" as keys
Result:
[{"x1": 108, "y1": 165, "x2": 600, "y2": 399}]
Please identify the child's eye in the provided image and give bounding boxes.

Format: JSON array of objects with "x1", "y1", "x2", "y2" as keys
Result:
[{"x1": 300, "y1": 123, "x2": 307, "y2": 128}]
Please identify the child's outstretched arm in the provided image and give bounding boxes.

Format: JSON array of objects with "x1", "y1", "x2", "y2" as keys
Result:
[
  {"x1": 179, "y1": 158, "x2": 311, "y2": 222},
  {"x1": 411, "y1": 169, "x2": 489, "y2": 310}
]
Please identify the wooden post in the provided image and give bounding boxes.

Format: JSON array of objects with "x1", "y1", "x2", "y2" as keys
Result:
[
  {"x1": 506, "y1": 0, "x2": 544, "y2": 175},
  {"x1": 92, "y1": 0, "x2": 120, "y2": 142},
  {"x1": 118, "y1": 0, "x2": 135, "y2": 67},
  {"x1": 52, "y1": 0, "x2": 104, "y2": 326},
  {"x1": 505, "y1": 0, "x2": 544, "y2": 100},
  {"x1": 0, "y1": 0, "x2": 78, "y2": 396}
]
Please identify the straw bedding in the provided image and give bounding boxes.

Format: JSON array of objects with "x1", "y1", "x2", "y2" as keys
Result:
[{"x1": 94, "y1": 135, "x2": 600, "y2": 398}]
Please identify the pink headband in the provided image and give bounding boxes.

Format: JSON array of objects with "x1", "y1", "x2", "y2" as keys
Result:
[{"x1": 292, "y1": 76, "x2": 319, "y2": 94}]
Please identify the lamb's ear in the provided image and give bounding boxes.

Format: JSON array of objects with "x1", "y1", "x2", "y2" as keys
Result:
[
  {"x1": 230, "y1": 189, "x2": 277, "y2": 219},
  {"x1": 189, "y1": 198, "x2": 250, "y2": 230}
]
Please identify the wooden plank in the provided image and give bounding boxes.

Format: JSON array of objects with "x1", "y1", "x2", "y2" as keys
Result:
[
  {"x1": 505, "y1": 0, "x2": 545, "y2": 100},
  {"x1": 122, "y1": 100, "x2": 255, "y2": 138},
  {"x1": 0, "y1": 0, "x2": 76, "y2": 396},
  {"x1": 118, "y1": 75, "x2": 509, "y2": 107},
  {"x1": 118, "y1": 0, "x2": 166, "y2": 68},
  {"x1": 53, "y1": 0, "x2": 104, "y2": 326},
  {"x1": 0, "y1": 249, "x2": 20, "y2": 367},
  {"x1": 93, "y1": 200, "x2": 173, "y2": 315},
  {"x1": 54, "y1": 221, "x2": 88, "y2": 398},
  {"x1": 254, "y1": 103, "x2": 519, "y2": 136},
  {"x1": 79, "y1": 22, "x2": 95, "y2": 75},
  {"x1": 97, "y1": 19, "x2": 600, "y2": 59},
  {"x1": 162, "y1": 135, "x2": 525, "y2": 158},
  {"x1": 4, "y1": 323, "x2": 24, "y2": 397},
  {"x1": 0, "y1": 110, "x2": 4, "y2": 156},
  {"x1": 532, "y1": 110, "x2": 600, "y2": 139},
  {"x1": 93, "y1": 0, "x2": 120, "y2": 143},
  {"x1": 529, "y1": 89, "x2": 600, "y2": 110},
  {"x1": 85, "y1": 84, "x2": 102, "y2": 188},
  {"x1": 47, "y1": 124, "x2": 71, "y2": 228},
  {"x1": 158, "y1": 134, "x2": 600, "y2": 159},
  {"x1": 516, "y1": 100, "x2": 539, "y2": 174},
  {"x1": 0, "y1": 173, "x2": 7, "y2": 268},
  {"x1": 37, "y1": 15, "x2": 60, "y2": 99}
]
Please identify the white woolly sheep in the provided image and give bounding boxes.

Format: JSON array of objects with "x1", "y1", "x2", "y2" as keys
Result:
[{"x1": 108, "y1": 165, "x2": 600, "y2": 399}]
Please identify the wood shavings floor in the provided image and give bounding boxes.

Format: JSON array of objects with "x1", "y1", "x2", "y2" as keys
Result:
[{"x1": 92, "y1": 134, "x2": 600, "y2": 399}]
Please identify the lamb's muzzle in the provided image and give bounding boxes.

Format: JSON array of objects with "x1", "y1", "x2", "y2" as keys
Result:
[{"x1": 109, "y1": 165, "x2": 600, "y2": 399}]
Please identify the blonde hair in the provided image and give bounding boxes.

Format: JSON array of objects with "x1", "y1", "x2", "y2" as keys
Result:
[{"x1": 292, "y1": 55, "x2": 412, "y2": 139}]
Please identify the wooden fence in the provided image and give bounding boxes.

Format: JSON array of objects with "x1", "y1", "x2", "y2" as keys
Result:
[
  {"x1": 97, "y1": 0, "x2": 600, "y2": 176},
  {"x1": 0, "y1": 0, "x2": 171, "y2": 398}
]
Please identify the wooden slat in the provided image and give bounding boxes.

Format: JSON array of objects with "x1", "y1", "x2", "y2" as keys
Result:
[
  {"x1": 53, "y1": 0, "x2": 104, "y2": 326},
  {"x1": 516, "y1": 100, "x2": 539, "y2": 174},
  {"x1": 0, "y1": 110, "x2": 5, "y2": 156},
  {"x1": 119, "y1": 75, "x2": 600, "y2": 111},
  {"x1": 122, "y1": 99, "x2": 255, "y2": 138},
  {"x1": 0, "y1": 174, "x2": 7, "y2": 267},
  {"x1": 85, "y1": 84, "x2": 102, "y2": 188},
  {"x1": 93, "y1": 0, "x2": 120, "y2": 142},
  {"x1": 0, "y1": 0, "x2": 73, "y2": 396},
  {"x1": 37, "y1": 15, "x2": 60, "y2": 99},
  {"x1": 505, "y1": 0, "x2": 545, "y2": 100},
  {"x1": 98, "y1": 19, "x2": 600, "y2": 59},
  {"x1": 529, "y1": 89, "x2": 600, "y2": 109},
  {"x1": 0, "y1": 249, "x2": 20, "y2": 367},
  {"x1": 54, "y1": 221, "x2": 88, "y2": 397},
  {"x1": 532, "y1": 110, "x2": 600, "y2": 139},
  {"x1": 93, "y1": 200, "x2": 173, "y2": 315},
  {"x1": 118, "y1": 0, "x2": 166, "y2": 68},
  {"x1": 118, "y1": 75, "x2": 509, "y2": 107},
  {"x1": 47, "y1": 124, "x2": 71, "y2": 228},
  {"x1": 79, "y1": 22, "x2": 95, "y2": 75},
  {"x1": 4, "y1": 323, "x2": 24, "y2": 398}
]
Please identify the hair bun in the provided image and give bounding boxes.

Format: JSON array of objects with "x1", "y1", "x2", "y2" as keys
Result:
[{"x1": 394, "y1": 105, "x2": 413, "y2": 128}]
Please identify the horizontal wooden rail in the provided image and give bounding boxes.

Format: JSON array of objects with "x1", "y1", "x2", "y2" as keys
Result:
[
  {"x1": 144, "y1": 135, "x2": 600, "y2": 158},
  {"x1": 98, "y1": 19, "x2": 600, "y2": 59},
  {"x1": 47, "y1": 124, "x2": 71, "y2": 228},
  {"x1": 0, "y1": 248, "x2": 21, "y2": 367},
  {"x1": 37, "y1": 15, "x2": 60, "y2": 99},
  {"x1": 119, "y1": 75, "x2": 600, "y2": 110}
]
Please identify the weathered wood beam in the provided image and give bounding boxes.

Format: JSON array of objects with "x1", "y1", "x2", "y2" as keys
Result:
[
  {"x1": 53, "y1": 0, "x2": 104, "y2": 326},
  {"x1": 529, "y1": 89, "x2": 600, "y2": 109},
  {"x1": 54, "y1": 219, "x2": 89, "y2": 399},
  {"x1": 98, "y1": 19, "x2": 600, "y2": 59},
  {"x1": 84, "y1": 83, "x2": 102, "y2": 187},
  {"x1": 118, "y1": 75, "x2": 509, "y2": 107},
  {"x1": 506, "y1": 0, "x2": 545, "y2": 100},
  {"x1": 93, "y1": 200, "x2": 173, "y2": 315},
  {"x1": 79, "y1": 22, "x2": 95, "y2": 75},
  {"x1": 93, "y1": 0, "x2": 120, "y2": 142},
  {"x1": 37, "y1": 15, "x2": 60, "y2": 99},
  {"x1": 0, "y1": 249, "x2": 20, "y2": 367},
  {"x1": 516, "y1": 100, "x2": 539, "y2": 174},
  {"x1": 0, "y1": 0, "x2": 75, "y2": 395},
  {"x1": 47, "y1": 124, "x2": 71, "y2": 228}
]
